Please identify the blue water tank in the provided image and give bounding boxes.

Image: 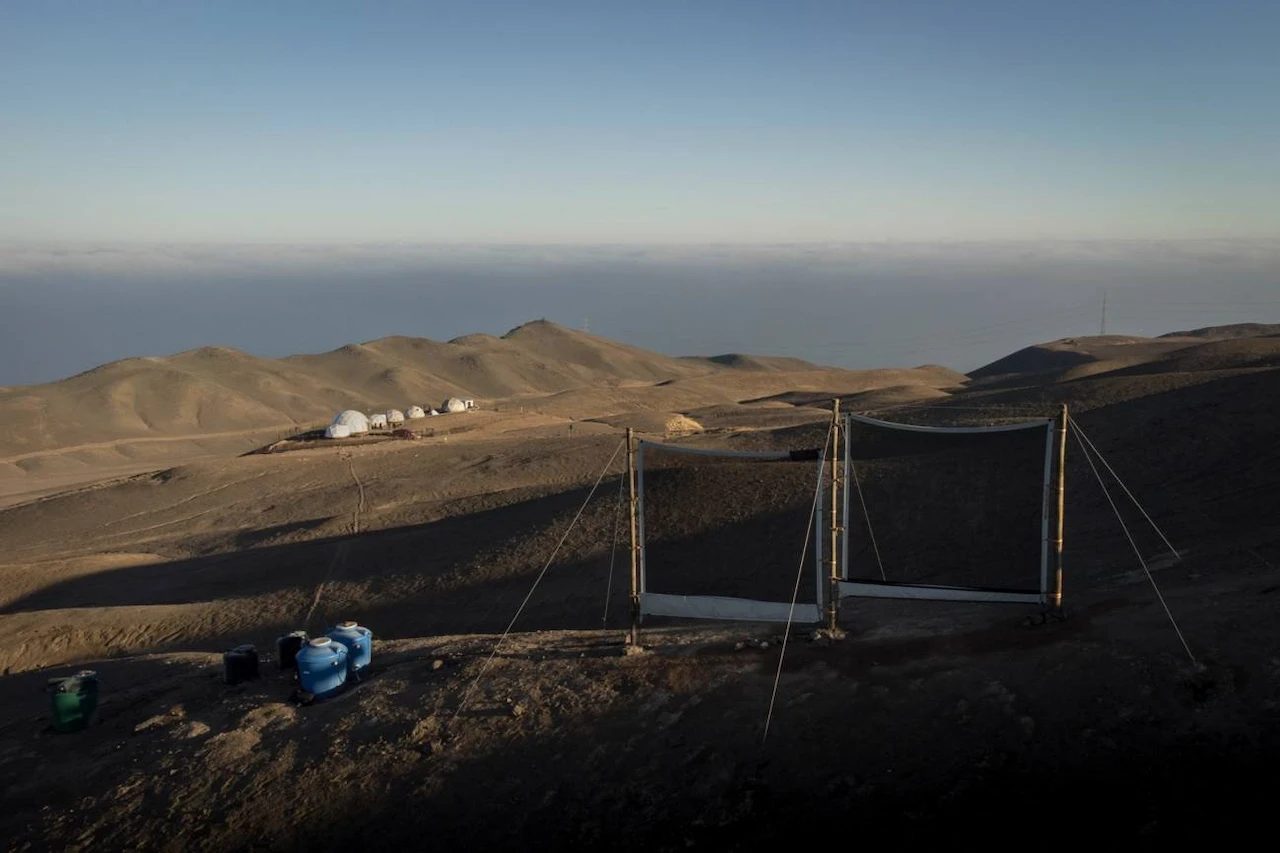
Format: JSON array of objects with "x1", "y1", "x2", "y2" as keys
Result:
[
  {"x1": 296, "y1": 637, "x2": 348, "y2": 698},
  {"x1": 328, "y1": 621, "x2": 372, "y2": 674}
]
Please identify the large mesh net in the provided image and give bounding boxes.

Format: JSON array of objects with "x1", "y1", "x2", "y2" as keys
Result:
[
  {"x1": 843, "y1": 415, "x2": 1050, "y2": 594},
  {"x1": 639, "y1": 442, "x2": 825, "y2": 611}
]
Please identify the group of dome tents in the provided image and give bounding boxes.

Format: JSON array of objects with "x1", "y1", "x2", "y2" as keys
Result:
[{"x1": 324, "y1": 398, "x2": 475, "y2": 438}]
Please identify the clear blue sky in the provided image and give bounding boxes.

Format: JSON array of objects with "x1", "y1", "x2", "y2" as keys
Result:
[{"x1": 3, "y1": 0, "x2": 1278, "y2": 243}]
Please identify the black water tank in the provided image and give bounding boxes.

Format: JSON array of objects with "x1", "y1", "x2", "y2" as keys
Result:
[
  {"x1": 223, "y1": 644, "x2": 259, "y2": 685},
  {"x1": 276, "y1": 631, "x2": 308, "y2": 671}
]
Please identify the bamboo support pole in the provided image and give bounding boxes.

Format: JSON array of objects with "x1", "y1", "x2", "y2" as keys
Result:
[
  {"x1": 627, "y1": 427, "x2": 641, "y2": 644},
  {"x1": 828, "y1": 399, "x2": 842, "y2": 631},
  {"x1": 1051, "y1": 404, "x2": 1068, "y2": 613}
]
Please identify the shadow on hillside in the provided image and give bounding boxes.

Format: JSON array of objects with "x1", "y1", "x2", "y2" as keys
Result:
[
  {"x1": 967, "y1": 345, "x2": 1099, "y2": 380},
  {"x1": 5, "y1": 367, "x2": 1278, "y2": 666},
  {"x1": 0, "y1": 477, "x2": 840, "y2": 658}
]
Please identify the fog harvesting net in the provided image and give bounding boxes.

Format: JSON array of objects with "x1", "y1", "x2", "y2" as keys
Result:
[
  {"x1": 840, "y1": 413, "x2": 1053, "y2": 605},
  {"x1": 638, "y1": 441, "x2": 826, "y2": 623}
]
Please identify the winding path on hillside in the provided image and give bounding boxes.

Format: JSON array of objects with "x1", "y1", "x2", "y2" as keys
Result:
[
  {"x1": 302, "y1": 454, "x2": 365, "y2": 633},
  {"x1": 0, "y1": 426, "x2": 291, "y2": 464}
]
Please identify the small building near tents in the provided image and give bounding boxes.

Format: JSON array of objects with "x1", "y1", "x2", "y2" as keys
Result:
[
  {"x1": 463, "y1": 399, "x2": 476, "y2": 410},
  {"x1": 368, "y1": 413, "x2": 389, "y2": 429},
  {"x1": 406, "y1": 405, "x2": 426, "y2": 419},
  {"x1": 443, "y1": 397, "x2": 467, "y2": 414},
  {"x1": 386, "y1": 409, "x2": 405, "y2": 425},
  {"x1": 331, "y1": 410, "x2": 370, "y2": 434},
  {"x1": 325, "y1": 424, "x2": 352, "y2": 439},
  {"x1": 429, "y1": 409, "x2": 440, "y2": 416}
]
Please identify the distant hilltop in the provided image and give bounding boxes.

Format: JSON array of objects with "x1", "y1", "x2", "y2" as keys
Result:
[
  {"x1": 2, "y1": 319, "x2": 1277, "y2": 464},
  {"x1": 967, "y1": 323, "x2": 1280, "y2": 384},
  {"x1": 0, "y1": 320, "x2": 864, "y2": 459}
]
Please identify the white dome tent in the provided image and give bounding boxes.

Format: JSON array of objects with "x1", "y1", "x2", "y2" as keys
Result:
[
  {"x1": 386, "y1": 409, "x2": 405, "y2": 425},
  {"x1": 331, "y1": 410, "x2": 370, "y2": 435},
  {"x1": 324, "y1": 424, "x2": 352, "y2": 439},
  {"x1": 368, "y1": 413, "x2": 388, "y2": 429},
  {"x1": 406, "y1": 405, "x2": 426, "y2": 420},
  {"x1": 443, "y1": 397, "x2": 467, "y2": 414}
]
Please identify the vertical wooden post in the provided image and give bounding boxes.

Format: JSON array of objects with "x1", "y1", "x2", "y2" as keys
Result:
[
  {"x1": 828, "y1": 399, "x2": 842, "y2": 631},
  {"x1": 627, "y1": 427, "x2": 641, "y2": 645},
  {"x1": 1051, "y1": 404, "x2": 1068, "y2": 613}
]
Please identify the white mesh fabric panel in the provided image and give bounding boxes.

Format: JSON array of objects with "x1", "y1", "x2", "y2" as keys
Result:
[{"x1": 642, "y1": 593, "x2": 821, "y2": 623}]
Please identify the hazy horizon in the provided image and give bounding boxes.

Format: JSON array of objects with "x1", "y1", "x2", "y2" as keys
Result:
[
  {"x1": 2, "y1": 239, "x2": 1277, "y2": 387},
  {"x1": 3, "y1": 4, "x2": 1278, "y2": 385}
]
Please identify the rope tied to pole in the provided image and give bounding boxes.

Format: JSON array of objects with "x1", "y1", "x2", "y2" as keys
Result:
[
  {"x1": 1070, "y1": 421, "x2": 1196, "y2": 664},
  {"x1": 848, "y1": 456, "x2": 886, "y2": 581},
  {"x1": 455, "y1": 437, "x2": 626, "y2": 717},
  {"x1": 1070, "y1": 421, "x2": 1181, "y2": 560},
  {"x1": 602, "y1": 473, "x2": 625, "y2": 628},
  {"x1": 762, "y1": 425, "x2": 833, "y2": 746}
]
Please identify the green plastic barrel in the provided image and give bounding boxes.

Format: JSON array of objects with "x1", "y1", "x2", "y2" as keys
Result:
[{"x1": 47, "y1": 671, "x2": 99, "y2": 732}]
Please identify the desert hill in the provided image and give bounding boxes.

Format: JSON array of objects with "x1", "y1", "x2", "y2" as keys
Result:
[
  {"x1": 678, "y1": 353, "x2": 820, "y2": 371},
  {"x1": 967, "y1": 323, "x2": 1280, "y2": 386},
  {"x1": 0, "y1": 321, "x2": 963, "y2": 500},
  {"x1": 1161, "y1": 322, "x2": 1280, "y2": 339},
  {"x1": 1, "y1": 320, "x2": 1279, "y2": 850},
  {"x1": 0, "y1": 321, "x2": 708, "y2": 455}
]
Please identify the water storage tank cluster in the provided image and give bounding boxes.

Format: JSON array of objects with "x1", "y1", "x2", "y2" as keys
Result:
[
  {"x1": 45, "y1": 622, "x2": 373, "y2": 731},
  {"x1": 291, "y1": 621, "x2": 373, "y2": 699}
]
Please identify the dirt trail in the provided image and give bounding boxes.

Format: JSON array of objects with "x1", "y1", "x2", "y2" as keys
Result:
[
  {"x1": 0, "y1": 426, "x2": 285, "y2": 464},
  {"x1": 302, "y1": 455, "x2": 365, "y2": 633},
  {"x1": 100, "y1": 471, "x2": 272, "y2": 529}
]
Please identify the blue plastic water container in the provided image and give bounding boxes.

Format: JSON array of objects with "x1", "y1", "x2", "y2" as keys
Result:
[
  {"x1": 328, "y1": 621, "x2": 372, "y2": 674},
  {"x1": 295, "y1": 637, "x2": 348, "y2": 698}
]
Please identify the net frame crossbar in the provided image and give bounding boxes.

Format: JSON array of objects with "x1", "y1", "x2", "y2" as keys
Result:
[
  {"x1": 839, "y1": 412, "x2": 1054, "y2": 606},
  {"x1": 637, "y1": 439, "x2": 825, "y2": 624}
]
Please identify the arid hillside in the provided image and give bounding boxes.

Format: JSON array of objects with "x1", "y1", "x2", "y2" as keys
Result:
[
  {"x1": 0, "y1": 321, "x2": 711, "y2": 456},
  {"x1": 967, "y1": 322, "x2": 1280, "y2": 386},
  {"x1": 0, "y1": 321, "x2": 962, "y2": 503},
  {"x1": 1, "y1": 320, "x2": 1278, "y2": 852}
]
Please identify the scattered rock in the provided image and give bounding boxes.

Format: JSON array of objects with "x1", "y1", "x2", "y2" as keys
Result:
[
  {"x1": 184, "y1": 721, "x2": 212, "y2": 739},
  {"x1": 134, "y1": 715, "x2": 173, "y2": 734},
  {"x1": 431, "y1": 659, "x2": 446, "y2": 671},
  {"x1": 624, "y1": 644, "x2": 649, "y2": 657}
]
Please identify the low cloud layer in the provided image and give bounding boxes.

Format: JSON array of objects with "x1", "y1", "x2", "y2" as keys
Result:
[{"x1": 2, "y1": 240, "x2": 1277, "y2": 386}]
